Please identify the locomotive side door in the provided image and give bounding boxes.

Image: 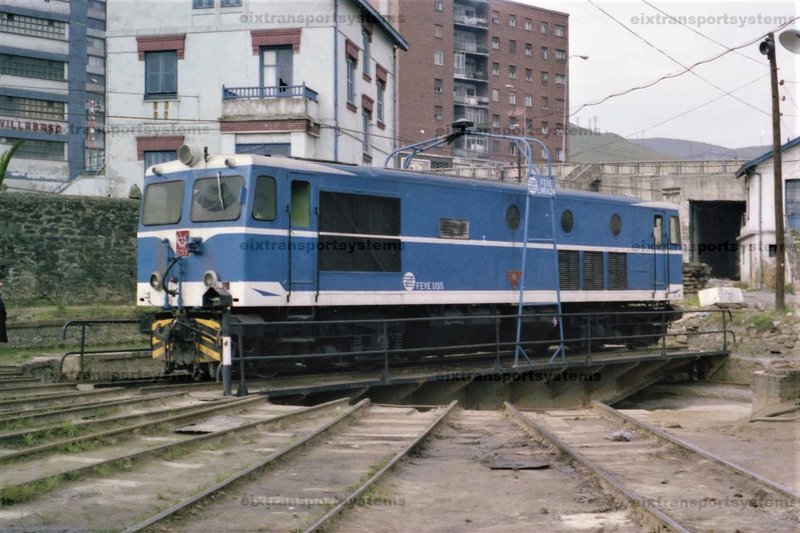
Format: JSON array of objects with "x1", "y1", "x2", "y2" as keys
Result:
[
  {"x1": 652, "y1": 212, "x2": 668, "y2": 295},
  {"x1": 286, "y1": 173, "x2": 317, "y2": 301}
]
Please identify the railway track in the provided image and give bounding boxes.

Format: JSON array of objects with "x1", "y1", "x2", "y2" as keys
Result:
[{"x1": 506, "y1": 402, "x2": 799, "y2": 532}]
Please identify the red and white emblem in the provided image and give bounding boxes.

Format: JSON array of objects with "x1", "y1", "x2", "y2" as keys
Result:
[{"x1": 176, "y1": 230, "x2": 190, "y2": 257}]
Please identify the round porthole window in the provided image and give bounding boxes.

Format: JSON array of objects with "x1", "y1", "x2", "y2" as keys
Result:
[
  {"x1": 610, "y1": 213, "x2": 622, "y2": 236},
  {"x1": 506, "y1": 204, "x2": 521, "y2": 231},
  {"x1": 560, "y1": 209, "x2": 574, "y2": 233}
]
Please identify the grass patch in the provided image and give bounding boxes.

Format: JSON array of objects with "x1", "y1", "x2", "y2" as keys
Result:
[
  {"x1": 748, "y1": 312, "x2": 778, "y2": 333},
  {"x1": 0, "y1": 476, "x2": 62, "y2": 505},
  {"x1": 160, "y1": 444, "x2": 188, "y2": 461}
]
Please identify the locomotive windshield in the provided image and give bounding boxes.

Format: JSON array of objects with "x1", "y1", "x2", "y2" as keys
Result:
[
  {"x1": 142, "y1": 181, "x2": 184, "y2": 226},
  {"x1": 191, "y1": 174, "x2": 244, "y2": 222}
]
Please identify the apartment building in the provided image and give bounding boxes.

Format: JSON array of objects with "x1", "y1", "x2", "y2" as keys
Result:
[
  {"x1": 104, "y1": 0, "x2": 407, "y2": 198},
  {"x1": 387, "y1": 0, "x2": 569, "y2": 168},
  {"x1": 0, "y1": 0, "x2": 106, "y2": 192}
]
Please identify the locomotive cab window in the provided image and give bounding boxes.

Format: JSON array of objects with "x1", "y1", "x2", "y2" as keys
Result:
[
  {"x1": 142, "y1": 180, "x2": 184, "y2": 226},
  {"x1": 252, "y1": 175, "x2": 277, "y2": 221},
  {"x1": 669, "y1": 216, "x2": 680, "y2": 245},
  {"x1": 653, "y1": 215, "x2": 663, "y2": 246},
  {"x1": 291, "y1": 181, "x2": 310, "y2": 227},
  {"x1": 191, "y1": 174, "x2": 243, "y2": 222}
]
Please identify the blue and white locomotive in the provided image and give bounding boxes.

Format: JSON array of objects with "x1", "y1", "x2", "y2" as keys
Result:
[{"x1": 137, "y1": 146, "x2": 682, "y2": 375}]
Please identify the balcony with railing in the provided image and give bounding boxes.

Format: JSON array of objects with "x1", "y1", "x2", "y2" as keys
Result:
[
  {"x1": 220, "y1": 83, "x2": 319, "y2": 124},
  {"x1": 453, "y1": 14, "x2": 488, "y2": 29},
  {"x1": 453, "y1": 68, "x2": 488, "y2": 82},
  {"x1": 453, "y1": 94, "x2": 489, "y2": 107}
]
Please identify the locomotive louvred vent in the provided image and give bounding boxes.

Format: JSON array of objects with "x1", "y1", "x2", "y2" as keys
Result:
[
  {"x1": 558, "y1": 250, "x2": 580, "y2": 290},
  {"x1": 439, "y1": 218, "x2": 470, "y2": 239},
  {"x1": 608, "y1": 252, "x2": 628, "y2": 290},
  {"x1": 583, "y1": 251, "x2": 604, "y2": 290}
]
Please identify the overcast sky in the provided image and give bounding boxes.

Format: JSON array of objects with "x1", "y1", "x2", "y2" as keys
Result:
[{"x1": 518, "y1": 0, "x2": 799, "y2": 148}]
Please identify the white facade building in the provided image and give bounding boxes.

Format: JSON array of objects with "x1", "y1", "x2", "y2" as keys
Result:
[
  {"x1": 104, "y1": 0, "x2": 407, "y2": 197},
  {"x1": 737, "y1": 136, "x2": 800, "y2": 289}
]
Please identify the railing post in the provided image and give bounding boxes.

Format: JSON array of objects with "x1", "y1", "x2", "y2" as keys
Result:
[
  {"x1": 79, "y1": 323, "x2": 86, "y2": 377},
  {"x1": 722, "y1": 310, "x2": 728, "y2": 353},
  {"x1": 586, "y1": 314, "x2": 592, "y2": 364},
  {"x1": 236, "y1": 331, "x2": 248, "y2": 397},
  {"x1": 382, "y1": 321, "x2": 390, "y2": 384},
  {"x1": 495, "y1": 316, "x2": 501, "y2": 370},
  {"x1": 222, "y1": 311, "x2": 232, "y2": 396}
]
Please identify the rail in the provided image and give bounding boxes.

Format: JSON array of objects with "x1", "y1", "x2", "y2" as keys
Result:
[
  {"x1": 226, "y1": 307, "x2": 732, "y2": 396},
  {"x1": 59, "y1": 319, "x2": 150, "y2": 379}
]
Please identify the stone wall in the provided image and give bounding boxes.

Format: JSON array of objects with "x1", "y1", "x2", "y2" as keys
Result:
[{"x1": 0, "y1": 193, "x2": 139, "y2": 305}]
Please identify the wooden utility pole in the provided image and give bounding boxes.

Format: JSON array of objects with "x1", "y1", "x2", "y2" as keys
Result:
[{"x1": 762, "y1": 33, "x2": 785, "y2": 311}]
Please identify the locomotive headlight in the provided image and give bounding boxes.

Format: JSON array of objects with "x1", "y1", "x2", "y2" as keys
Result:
[
  {"x1": 149, "y1": 272, "x2": 163, "y2": 291},
  {"x1": 203, "y1": 270, "x2": 219, "y2": 288}
]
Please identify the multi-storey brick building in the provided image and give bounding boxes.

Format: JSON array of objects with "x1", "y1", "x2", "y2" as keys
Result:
[{"x1": 387, "y1": 0, "x2": 569, "y2": 168}]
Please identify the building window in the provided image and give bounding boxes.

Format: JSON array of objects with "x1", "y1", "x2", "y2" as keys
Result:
[
  {"x1": 508, "y1": 65, "x2": 516, "y2": 79},
  {"x1": 362, "y1": 29, "x2": 371, "y2": 78},
  {"x1": 525, "y1": 43, "x2": 532, "y2": 56},
  {"x1": 508, "y1": 91, "x2": 516, "y2": 105},
  {"x1": 541, "y1": 71, "x2": 549, "y2": 83},
  {"x1": 492, "y1": 140, "x2": 500, "y2": 153},
  {"x1": 555, "y1": 98, "x2": 564, "y2": 111},
  {"x1": 434, "y1": 24, "x2": 443, "y2": 38},
  {"x1": 525, "y1": 68, "x2": 532, "y2": 82},
  {"x1": 509, "y1": 15, "x2": 516, "y2": 27},
  {"x1": 434, "y1": 105, "x2": 443, "y2": 121},
  {"x1": 236, "y1": 143, "x2": 290, "y2": 157},
  {"x1": 377, "y1": 80, "x2": 385, "y2": 123},
  {"x1": 491, "y1": 88, "x2": 499, "y2": 102},
  {"x1": 541, "y1": 96, "x2": 549, "y2": 109},
  {"x1": 492, "y1": 37, "x2": 499, "y2": 50},
  {"x1": 555, "y1": 123, "x2": 564, "y2": 136},
  {"x1": 555, "y1": 73, "x2": 566, "y2": 86},
  {"x1": 492, "y1": 114, "x2": 500, "y2": 128},
  {"x1": 362, "y1": 110, "x2": 371, "y2": 153},
  {"x1": 509, "y1": 116, "x2": 518, "y2": 128},
  {"x1": 145, "y1": 50, "x2": 177, "y2": 98},
  {"x1": 509, "y1": 40, "x2": 516, "y2": 54},
  {"x1": 509, "y1": 143, "x2": 516, "y2": 155},
  {"x1": 541, "y1": 121, "x2": 548, "y2": 134},
  {"x1": 0, "y1": 53, "x2": 65, "y2": 80},
  {"x1": 0, "y1": 95, "x2": 66, "y2": 121},
  {"x1": 555, "y1": 25, "x2": 565, "y2": 37},
  {"x1": 262, "y1": 46, "x2": 293, "y2": 89},
  {"x1": 524, "y1": 94, "x2": 532, "y2": 107},
  {"x1": 346, "y1": 57, "x2": 356, "y2": 105},
  {"x1": 434, "y1": 78, "x2": 443, "y2": 93},
  {"x1": 193, "y1": 0, "x2": 214, "y2": 8},
  {"x1": 555, "y1": 49, "x2": 567, "y2": 61},
  {"x1": 221, "y1": 0, "x2": 242, "y2": 6},
  {"x1": 144, "y1": 150, "x2": 177, "y2": 171},
  {"x1": 541, "y1": 47, "x2": 548, "y2": 60},
  {"x1": 541, "y1": 22, "x2": 548, "y2": 34},
  {"x1": 491, "y1": 11, "x2": 499, "y2": 24},
  {"x1": 0, "y1": 12, "x2": 67, "y2": 40},
  {"x1": 88, "y1": 55, "x2": 105, "y2": 69},
  {"x1": 525, "y1": 18, "x2": 532, "y2": 31},
  {"x1": 87, "y1": 36, "x2": 105, "y2": 51},
  {"x1": 0, "y1": 136, "x2": 65, "y2": 160},
  {"x1": 434, "y1": 0, "x2": 442, "y2": 12},
  {"x1": 492, "y1": 62, "x2": 499, "y2": 76},
  {"x1": 434, "y1": 50, "x2": 443, "y2": 65},
  {"x1": 556, "y1": 148, "x2": 565, "y2": 161}
]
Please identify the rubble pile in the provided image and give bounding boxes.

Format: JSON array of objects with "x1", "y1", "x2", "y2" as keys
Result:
[{"x1": 683, "y1": 263, "x2": 712, "y2": 293}]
